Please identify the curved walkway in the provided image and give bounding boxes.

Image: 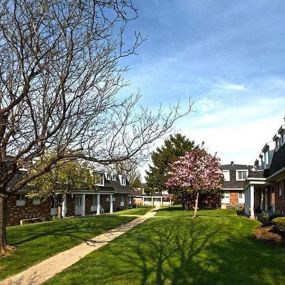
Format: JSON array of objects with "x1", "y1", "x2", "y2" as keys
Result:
[{"x1": 1, "y1": 207, "x2": 159, "y2": 285}]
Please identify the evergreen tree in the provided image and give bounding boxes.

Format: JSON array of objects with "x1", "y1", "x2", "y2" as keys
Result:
[{"x1": 145, "y1": 134, "x2": 196, "y2": 193}]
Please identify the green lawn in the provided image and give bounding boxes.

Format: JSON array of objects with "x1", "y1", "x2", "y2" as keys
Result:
[
  {"x1": 0, "y1": 215, "x2": 135, "y2": 280},
  {"x1": 156, "y1": 204, "x2": 238, "y2": 217},
  {"x1": 46, "y1": 207, "x2": 285, "y2": 285},
  {"x1": 113, "y1": 206, "x2": 154, "y2": 216}
]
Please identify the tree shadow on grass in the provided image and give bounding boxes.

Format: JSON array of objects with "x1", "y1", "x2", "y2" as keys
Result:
[
  {"x1": 87, "y1": 218, "x2": 222, "y2": 285},
  {"x1": 83, "y1": 217, "x2": 285, "y2": 285},
  {"x1": 8, "y1": 216, "x2": 130, "y2": 246}
]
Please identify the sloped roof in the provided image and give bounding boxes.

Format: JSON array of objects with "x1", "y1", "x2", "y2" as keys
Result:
[
  {"x1": 247, "y1": 169, "x2": 266, "y2": 179},
  {"x1": 220, "y1": 164, "x2": 253, "y2": 170},
  {"x1": 268, "y1": 143, "x2": 285, "y2": 177},
  {"x1": 221, "y1": 164, "x2": 253, "y2": 189},
  {"x1": 100, "y1": 175, "x2": 133, "y2": 194}
]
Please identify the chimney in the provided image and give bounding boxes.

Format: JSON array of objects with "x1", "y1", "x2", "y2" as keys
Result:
[{"x1": 231, "y1": 161, "x2": 234, "y2": 166}]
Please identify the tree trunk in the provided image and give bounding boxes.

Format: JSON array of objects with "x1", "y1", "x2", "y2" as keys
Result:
[
  {"x1": 193, "y1": 192, "x2": 199, "y2": 218},
  {"x1": 181, "y1": 191, "x2": 187, "y2": 210},
  {"x1": 0, "y1": 192, "x2": 7, "y2": 254}
]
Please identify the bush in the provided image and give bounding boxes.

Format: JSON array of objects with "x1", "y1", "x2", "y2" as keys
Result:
[
  {"x1": 257, "y1": 213, "x2": 280, "y2": 226},
  {"x1": 258, "y1": 212, "x2": 271, "y2": 226},
  {"x1": 272, "y1": 217, "x2": 285, "y2": 228},
  {"x1": 272, "y1": 217, "x2": 285, "y2": 236}
]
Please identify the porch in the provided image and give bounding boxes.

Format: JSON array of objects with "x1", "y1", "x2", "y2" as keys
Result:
[
  {"x1": 244, "y1": 183, "x2": 273, "y2": 219},
  {"x1": 51, "y1": 192, "x2": 128, "y2": 217}
]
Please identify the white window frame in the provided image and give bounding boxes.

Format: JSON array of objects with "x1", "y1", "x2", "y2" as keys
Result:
[
  {"x1": 112, "y1": 174, "x2": 117, "y2": 181},
  {"x1": 121, "y1": 176, "x2": 127, "y2": 186},
  {"x1": 221, "y1": 191, "x2": 230, "y2": 203},
  {"x1": 106, "y1": 173, "x2": 112, "y2": 180},
  {"x1": 33, "y1": 198, "x2": 41, "y2": 205},
  {"x1": 222, "y1": 170, "x2": 230, "y2": 181},
  {"x1": 264, "y1": 151, "x2": 269, "y2": 165},
  {"x1": 236, "y1": 170, "x2": 248, "y2": 181},
  {"x1": 16, "y1": 194, "x2": 26, "y2": 206},
  {"x1": 94, "y1": 173, "x2": 104, "y2": 186},
  {"x1": 75, "y1": 195, "x2": 82, "y2": 206}
]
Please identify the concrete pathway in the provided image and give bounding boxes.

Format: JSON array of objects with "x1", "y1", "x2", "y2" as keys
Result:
[{"x1": 1, "y1": 207, "x2": 159, "y2": 285}]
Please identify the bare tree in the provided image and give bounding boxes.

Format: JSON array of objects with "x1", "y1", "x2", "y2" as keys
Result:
[
  {"x1": 111, "y1": 159, "x2": 142, "y2": 186},
  {"x1": 0, "y1": 0, "x2": 191, "y2": 253}
]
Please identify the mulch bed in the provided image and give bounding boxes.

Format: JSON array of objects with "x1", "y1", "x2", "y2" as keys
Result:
[{"x1": 255, "y1": 226, "x2": 285, "y2": 245}]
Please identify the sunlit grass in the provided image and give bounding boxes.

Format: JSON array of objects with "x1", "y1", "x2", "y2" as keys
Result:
[
  {"x1": 0, "y1": 215, "x2": 134, "y2": 280},
  {"x1": 46, "y1": 208, "x2": 285, "y2": 285}
]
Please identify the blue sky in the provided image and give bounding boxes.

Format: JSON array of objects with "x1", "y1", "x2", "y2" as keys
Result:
[{"x1": 120, "y1": 0, "x2": 285, "y2": 168}]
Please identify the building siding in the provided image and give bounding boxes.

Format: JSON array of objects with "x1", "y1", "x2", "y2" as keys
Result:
[{"x1": 7, "y1": 195, "x2": 51, "y2": 226}]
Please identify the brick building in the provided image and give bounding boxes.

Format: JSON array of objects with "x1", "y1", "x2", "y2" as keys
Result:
[
  {"x1": 220, "y1": 162, "x2": 253, "y2": 208},
  {"x1": 244, "y1": 121, "x2": 285, "y2": 218},
  {"x1": 7, "y1": 172, "x2": 132, "y2": 226}
]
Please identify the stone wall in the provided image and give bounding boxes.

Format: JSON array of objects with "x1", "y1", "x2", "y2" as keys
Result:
[{"x1": 7, "y1": 195, "x2": 51, "y2": 226}]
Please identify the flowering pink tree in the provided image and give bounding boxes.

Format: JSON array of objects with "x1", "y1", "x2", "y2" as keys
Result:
[{"x1": 166, "y1": 149, "x2": 223, "y2": 217}]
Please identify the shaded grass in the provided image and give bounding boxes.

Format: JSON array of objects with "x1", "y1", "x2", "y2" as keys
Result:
[
  {"x1": 46, "y1": 208, "x2": 285, "y2": 285},
  {"x1": 113, "y1": 206, "x2": 154, "y2": 216},
  {"x1": 156, "y1": 204, "x2": 237, "y2": 217},
  {"x1": 0, "y1": 215, "x2": 134, "y2": 280}
]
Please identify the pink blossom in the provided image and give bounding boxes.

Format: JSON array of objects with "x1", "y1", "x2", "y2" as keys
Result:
[{"x1": 165, "y1": 149, "x2": 223, "y2": 193}]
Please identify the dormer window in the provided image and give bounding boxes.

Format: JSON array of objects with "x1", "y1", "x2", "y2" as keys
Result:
[
  {"x1": 264, "y1": 151, "x2": 269, "y2": 165},
  {"x1": 222, "y1": 170, "x2": 230, "y2": 181},
  {"x1": 121, "y1": 176, "x2": 127, "y2": 186},
  {"x1": 112, "y1": 174, "x2": 117, "y2": 181},
  {"x1": 94, "y1": 173, "x2": 104, "y2": 186},
  {"x1": 259, "y1": 155, "x2": 263, "y2": 169},
  {"x1": 236, "y1": 170, "x2": 248, "y2": 181},
  {"x1": 273, "y1": 134, "x2": 281, "y2": 151},
  {"x1": 106, "y1": 173, "x2": 112, "y2": 180}
]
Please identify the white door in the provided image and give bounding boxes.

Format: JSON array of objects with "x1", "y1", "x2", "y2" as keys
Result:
[
  {"x1": 75, "y1": 195, "x2": 83, "y2": 215},
  {"x1": 221, "y1": 191, "x2": 230, "y2": 204},
  {"x1": 238, "y1": 192, "x2": 245, "y2": 204}
]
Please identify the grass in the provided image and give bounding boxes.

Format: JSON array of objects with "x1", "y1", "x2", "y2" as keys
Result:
[
  {"x1": 156, "y1": 204, "x2": 238, "y2": 217},
  {"x1": 0, "y1": 215, "x2": 135, "y2": 280},
  {"x1": 113, "y1": 206, "x2": 154, "y2": 216},
  {"x1": 46, "y1": 206, "x2": 285, "y2": 285}
]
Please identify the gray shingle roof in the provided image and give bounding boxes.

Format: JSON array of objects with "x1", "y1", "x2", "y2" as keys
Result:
[
  {"x1": 268, "y1": 143, "x2": 285, "y2": 177},
  {"x1": 221, "y1": 164, "x2": 253, "y2": 189}
]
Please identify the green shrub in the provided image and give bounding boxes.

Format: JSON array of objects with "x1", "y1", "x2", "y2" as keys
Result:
[
  {"x1": 258, "y1": 212, "x2": 271, "y2": 226},
  {"x1": 272, "y1": 217, "x2": 285, "y2": 228}
]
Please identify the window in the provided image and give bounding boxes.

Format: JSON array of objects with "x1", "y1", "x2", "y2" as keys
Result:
[
  {"x1": 16, "y1": 194, "x2": 25, "y2": 206},
  {"x1": 264, "y1": 151, "x2": 269, "y2": 165},
  {"x1": 221, "y1": 192, "x2": 230, "y2": 199},
  {"x1": 279, "y1": 183, "x2": 282, "y2": 197},
  {"x1": 75, "y1": 195, "x2": 82, "y2": 206},
  {"x1": 106, "y1": 173, "x2": 112, "y2": 180},
  {"x1": 238, "y1": 192, "x2": 244, "y2": 199},
  {"x1": 112, "y1": 174, "x2": 117, "y2": 181},
  {"x1": 236, "y1": 170, "x2": 248, "y2": 181},
  {"x1": 94, "y1": 173, "x2": 104, "y2": 186},
  {"x1": 121, "y1": 176, "x2": 127, "y2": 186},
  {"x1": 222, "y1": 170, "x2": 230, "y2": 181},
  {"x1": 33, "y1": 198, "x2": 41, "y2": 205}
]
